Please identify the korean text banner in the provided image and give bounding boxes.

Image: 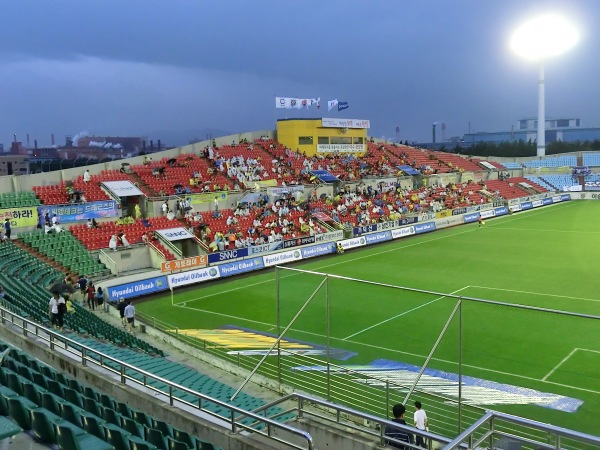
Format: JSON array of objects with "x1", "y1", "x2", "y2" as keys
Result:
[
  {"x1": 38, "y1": 201, "x2": 118, "y2": 223},
  {"x1": 0, "y1": 207, "x2": 38, "y2": 228}
]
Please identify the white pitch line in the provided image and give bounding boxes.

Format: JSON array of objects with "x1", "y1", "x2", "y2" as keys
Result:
[
  {"x1": 175, "y1": 201, "x2": 574, "y2": 307},
  {"x1": 469, "y1": 285, "x2": 600, "y2": 304},
  {"x1": 493, "y1": 227, "x2": 600, "y2": 234},
  {"x1": 542, "y1": 348, "x2": 579, "y2": 381},
  {"x1": 343, "y1": 286, "x2": 470, "y2": 340},
  {"x1": 578, "y1": 348, "x2": 600, "y2": 354},
  {"x1": 174, "y1": 226, "x2": 480, "y2": 306},
  {"x1": 173, "y1": 301, "x2": 600, "y2": 395}
]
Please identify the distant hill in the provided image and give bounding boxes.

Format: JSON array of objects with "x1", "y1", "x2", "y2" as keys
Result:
[{"x1": 142, "y1": 128, "x2": 232, "y2": 148}]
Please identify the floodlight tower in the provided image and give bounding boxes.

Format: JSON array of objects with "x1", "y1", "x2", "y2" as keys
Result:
[{"x1": 511, "y1": 14, "x2": 578, "y2": 156}]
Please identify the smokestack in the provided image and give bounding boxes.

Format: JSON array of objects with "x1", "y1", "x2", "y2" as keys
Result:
[
  {"x1": 34, "y1": 140, "x2": 38, "y2": 150},
  {"x1": 51, "y1": 134, "x2": 55, "y2": 146},
  {"x1": 13, "y1": 134, "x2": 17, "y2": 143},
  {"x1": 150, "y1": 140, "x2": 154, "y2": 150},
  {"x1": 26, "y1": 134, "x2": 30, "y2": 148},
  {"x1": 432, "y1": 124, "x2": 437, "y2": 144},
  {"x1": 142, "y1": 141, "x2": 146, "y2": 150},
  {"x1": 157, "y1": 139, "x2": 161, "y2": 151}
]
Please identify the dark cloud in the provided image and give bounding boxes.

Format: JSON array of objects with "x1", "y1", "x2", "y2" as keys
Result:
[{"x1": 0, "y1": 0, "x2": 598, "y2": 146}]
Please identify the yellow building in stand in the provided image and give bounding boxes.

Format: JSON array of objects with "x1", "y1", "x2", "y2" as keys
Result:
[{"x1": 276, "y1": 118, "x2": 369, "y2": 157}]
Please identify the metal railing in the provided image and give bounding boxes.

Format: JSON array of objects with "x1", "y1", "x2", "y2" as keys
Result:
[
  {"x1": 253, "y1": 392, "x2": 454, "y2": 449},
  {"x1": 0, "y1": 306, "x2": 314, "y2": 450},
  {"x1": 444, "y1": 410, "x2": 600, "y2": 450}
]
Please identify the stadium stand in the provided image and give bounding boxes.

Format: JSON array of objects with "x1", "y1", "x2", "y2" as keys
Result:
[
  {"x1": 499, "y1": 161, "x2": 523, "y2": 169},
  {"x1": 0, "y1": 341, "x2": 223, "y2": 449},
  {"x1": 581, "y1": 152, "x2": 600, "y2": 167},
  {"x1": 536, "y1": 174, "x2": 579, "y2": 191},
  {"x1": 70, "y1": 216, "x2": 179, "y2": 255},
  {"x1": 20, "y1": 229, "x2": 108, "y2": 277},
  {"x1": 522, "y1": 155, "x2": 577, "y2": 167},
  {"x1": 0, "y1": 191, "x2": 40, "y2": 208},
  {"x1": 0, "y1": 242, "x2": 163, "y2": 354},
  {"x1": 525, "y1": 175, "x2": 556, "y2": 192}
]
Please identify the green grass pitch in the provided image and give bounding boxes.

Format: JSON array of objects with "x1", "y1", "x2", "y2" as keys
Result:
[{"x1": 137, "y1": 200, "x2": 600, "y2": 436}]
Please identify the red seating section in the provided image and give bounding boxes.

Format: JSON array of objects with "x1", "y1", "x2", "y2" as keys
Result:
[{"x1": 69, "y1": 216, "x2": 180, "y2": 258}]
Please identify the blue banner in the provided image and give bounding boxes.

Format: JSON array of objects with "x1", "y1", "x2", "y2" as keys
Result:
[
  {"x1": 542, "y1": 198, "x2": 553, "y2": 205},
  {"x1": 521, "y1": 202, "x2": 533, "y2": 210},
  {"x1": 208, "y1": 248, "x2": 249, "y2": 264},
  {"x1": 353, "y1": 224, "x2": 377, "y2": 235},
  {"x1": 561, "y1": 194, "x2": 571, "y2": 201},
  {"x1": 463, "y1": 213, "x2": 479, "y2": 223},
  {"x1": 494, "y1": 206, "x2": 509, "y2": 216},
  {"x1": 414, "y1": 222, "x2": 436, "y2": 233},
  {"x1": 107, "y1": 275, "x2": 169, "y2": 301},
  {"x1": 301, "y1": 243, "x2": 336, "y2": 259},
  {"x1": 38, "y1": 200, "x2": 119, "y2": 224},
  {"x1": 218, "y1": 257, "x2": 265, "y2": 277},
  {"x1": 365, "y1": 231, "x2": 392, "y2": 244},
  {"x1": 453, "y1": 207, "x2": 467, "y2": 215}
]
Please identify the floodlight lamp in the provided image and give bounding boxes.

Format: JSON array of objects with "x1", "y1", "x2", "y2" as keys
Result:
[{"x1": 511, "y1": 13, "x2": 578, "y2": 61}]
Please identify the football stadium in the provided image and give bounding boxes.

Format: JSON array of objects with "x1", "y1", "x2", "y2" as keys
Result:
[{"x1": 0, "y1": 117, "x2": 599, "y2": 450}]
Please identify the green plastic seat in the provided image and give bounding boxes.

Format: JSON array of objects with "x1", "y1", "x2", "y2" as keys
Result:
[
  {"x1": 31, "y1": 409, "x2": 63, "y2": 444},
  {"x1": 103, "y1": 423, "x2": 132, "y2": 449},
  {"x1": 81, "y1": 414, "x2": 106, "y2": 441},
  {"x1": 7, "y1": 397, "x2": 37, "y2": 429},
  {"x1": 121, "y1": 416, "x2": 143, "y2": 438},
  {"x1": 145, "y1": 426, "x2": 168, "y2": 450},
  {"x1": 55, "y1": 423, "x2": 114, "y2": 450},
  {"x1": 168, "y1": 437, "x2": 192, "y2": 450}
]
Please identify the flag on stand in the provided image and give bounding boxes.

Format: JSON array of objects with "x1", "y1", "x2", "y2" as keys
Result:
[
  {"x1": 337, "y1": 101, "x2": 349, "y2": 111},
  {"x1": 327, "y1": 99, "x2": 338, "y2": 111},
  {"x1": 276, "y1": 96, "x2": 321, "y2": 109}
]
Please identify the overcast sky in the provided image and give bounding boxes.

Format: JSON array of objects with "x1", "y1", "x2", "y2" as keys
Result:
[{"x1": 1, "y1": 0, "x2": 598, "y2": 147}]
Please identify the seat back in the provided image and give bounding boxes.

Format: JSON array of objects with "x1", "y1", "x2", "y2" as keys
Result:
[{"x1": 31, "y1": 409, "x2": 58, "y2": 444}]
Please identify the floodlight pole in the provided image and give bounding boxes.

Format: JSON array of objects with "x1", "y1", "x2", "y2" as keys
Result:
[{"x1": 537, "y1": 63, "x2": 546, "y2": 157}]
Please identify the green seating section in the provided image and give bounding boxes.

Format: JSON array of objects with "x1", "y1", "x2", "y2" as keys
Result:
[
  {"x1": 0, "y1": 242, "x2": 164, "y2": 355},
  {"x1": 0, "y1": 342, "x2": 222, "y2": 450},
  {"x1": 0, "y1": 191, "x2": 40, "y2": 208},
  {"x1": 62, "y1": 335, "x2": 294, "y2": 427},
  {"x1": 20, "y1": 229, "x2": 108, "y2": 277}
]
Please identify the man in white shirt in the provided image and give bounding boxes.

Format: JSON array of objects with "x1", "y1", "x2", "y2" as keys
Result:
[
  {"x1": 413, "y1": 401, "x2": 428, "y2": 448},
  {"x1": 49, "y1": 292, "x2": 66, "y2": 330},
  {"x1": 124, "y1": 300, "x2": 135, "y2": 333}
]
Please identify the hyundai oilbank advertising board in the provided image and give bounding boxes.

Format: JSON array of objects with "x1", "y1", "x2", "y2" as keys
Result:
[
  {"x1": 107, "y1": 276, "x2": 169, "y2": 301},
  {"x1": 263, "y1": 249, "x2": 303, "y2": 267},
  {"x1": 167, "y1": 266, "x2": 221, "y2": 288}
]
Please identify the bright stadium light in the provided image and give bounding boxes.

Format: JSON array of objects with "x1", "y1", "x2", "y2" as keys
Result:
[{"x1": 511, "y1": 14, "x2": 579, "y2": 156}]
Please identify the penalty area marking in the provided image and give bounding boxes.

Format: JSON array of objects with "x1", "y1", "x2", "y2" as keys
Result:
[
  {"x1": 342, "y1": 286, "x2": 471, "y2": 340},
  {"x1": 542, "y1": 348, "x2": 600, "y2": 382},
  {"x1": 469, "y1": 285, "x2": 600, "y2": 305}
]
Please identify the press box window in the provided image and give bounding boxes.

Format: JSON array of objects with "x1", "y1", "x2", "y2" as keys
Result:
[
  {"x1": 353, "y1": 137, "x2": 364, "y2": 144},
  {"x1": 330, "y1": 137, "x2": 352, "y2": 144},
  {"x1": 318, "y1": 137, "x2": 329, "y2": 144},
  {"x1": 298, "y1": 136, "x2": 313, "y2": 145}
]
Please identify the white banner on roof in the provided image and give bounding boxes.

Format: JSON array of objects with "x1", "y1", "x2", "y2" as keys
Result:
[
  {"x1": 156, "y1": 227, "x2": 194, "y2": 241},
  {"x1": 101, "y1": 180, "x2": 144, "y2": 197},
  {"x1": 321, "y1": 118, "x2": 370, "y2": 129}
]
